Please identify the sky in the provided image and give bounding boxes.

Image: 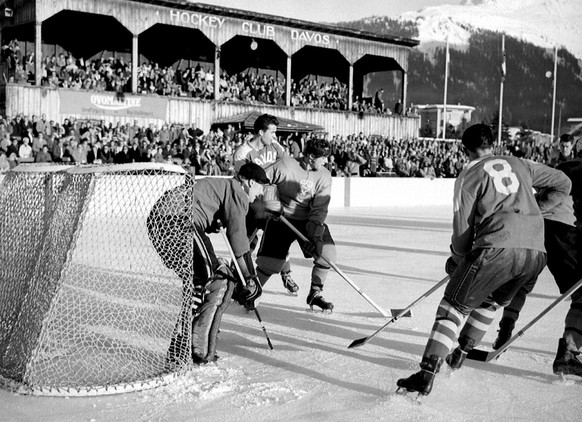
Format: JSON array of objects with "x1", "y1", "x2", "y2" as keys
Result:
[{"x1": 193, "y1": 0, "x2": 463, "y2": 23}]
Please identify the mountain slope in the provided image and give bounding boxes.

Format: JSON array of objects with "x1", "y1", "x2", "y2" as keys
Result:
[{"x1": 338, "y1": 0, "x2": 582, "y2": 133}]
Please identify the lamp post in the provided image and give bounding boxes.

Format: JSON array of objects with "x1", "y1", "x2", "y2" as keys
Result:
[{"x1": 550, "y1": 45, "x2": 558, "y2": 140}]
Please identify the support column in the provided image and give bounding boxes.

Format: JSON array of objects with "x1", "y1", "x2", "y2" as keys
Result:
[
  {"x1": 214, "y1": 46, "x2": 220, "y2": 101},
  {"x1": 348, "y1": 64, "x2": 354, "y2": 111},
  {"x1": 34, "y1": 21, "x2": 41, "y2": 86},
  {"x1": 402, "y1": 70, "x2": 408, "y2": 112},
  {"x1": 286, "y1": 55, "x2": 292, "y2": 107},
  {"x1": 131, "y1": 35, "x2": 138, "y2": 93}
]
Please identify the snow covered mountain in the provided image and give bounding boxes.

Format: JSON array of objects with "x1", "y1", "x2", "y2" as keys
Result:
[{"x1": 399, "y1": 0, "x2": 582, "y2": 59}]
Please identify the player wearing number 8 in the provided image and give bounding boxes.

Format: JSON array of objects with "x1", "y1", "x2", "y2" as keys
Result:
[{"x1": 396, "y1": 124, "x2": 572, "y2": 396}]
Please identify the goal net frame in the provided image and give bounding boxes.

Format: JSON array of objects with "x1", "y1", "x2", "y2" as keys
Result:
[{"x1": 0, "y1": 163, "x2": 198, "y2": 396}]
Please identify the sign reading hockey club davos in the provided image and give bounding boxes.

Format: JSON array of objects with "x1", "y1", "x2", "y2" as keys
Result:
[
  {"x1": 59, "y1": 91, "x2": 168, "y2": 120},
  {"x1": 169, "y1": 10, "x2": 333, "y2": 46}
]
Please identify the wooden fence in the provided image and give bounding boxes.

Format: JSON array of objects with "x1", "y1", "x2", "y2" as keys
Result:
[{"x1": 1, "y1": 84, "x2": 420, "y2": 138}]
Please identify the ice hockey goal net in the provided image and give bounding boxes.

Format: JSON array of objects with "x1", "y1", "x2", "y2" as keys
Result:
[{"x1": 0, "y1": 163, "x2": 196, "y2": 396}]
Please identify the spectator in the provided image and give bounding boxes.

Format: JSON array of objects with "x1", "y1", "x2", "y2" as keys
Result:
[
  {"x1": 35, "y1": 145, "x2": 52, "y2": 163},
  {"x1": 18, "y1": 136, "x2": 33, "y2": 161}
]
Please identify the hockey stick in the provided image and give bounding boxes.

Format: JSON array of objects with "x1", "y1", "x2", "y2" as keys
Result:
[
  {"x1": 467, "y1": 277, "x2": 582, "y2": 363},
  {"x1": 278, "y1": 215, "x2": 394, "y2": 318},
  {"x1": 348, "y1": 275, "x2": 450, "y2": 349},
  {"x1": 218, "y1": 224, "x2": 274, "y2": 350}
]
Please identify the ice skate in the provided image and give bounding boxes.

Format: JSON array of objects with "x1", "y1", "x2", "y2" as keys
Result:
[
  {"x1": 396, "y1": 355, "x2": 442, "y2": 396},
  {"x1": 553, "y1": 338, "x2": 582, "y2": 377},
  {"x1": 281, "y1": 270, "x2": 299, "y2": 295},
  {"x1": 192, "y1": 353, "x2": 219, "y2": 366},
  {"x1": 492, "y1": 318, "x2": 515, "y2": 350},
  {"x1": 307, "y1": 289, "x2": 334, "y2": 313}
]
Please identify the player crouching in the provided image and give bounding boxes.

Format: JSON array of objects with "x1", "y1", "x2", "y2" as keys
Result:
[{"x1": 147, "y1": 163, "x2": 267, "y2": 366}]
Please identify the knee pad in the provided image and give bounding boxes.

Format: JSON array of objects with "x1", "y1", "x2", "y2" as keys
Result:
[
  {"x1": 191, "y1": 277, "x2": 233, "y2": 361},
  {"x1": 435, "y1": 299, "x2": 464, "y2": 326}
]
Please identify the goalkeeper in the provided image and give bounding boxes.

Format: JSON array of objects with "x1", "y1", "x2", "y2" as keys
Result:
[{"x1": 147, "y1": 163, "x2": 269, "y2": 365}]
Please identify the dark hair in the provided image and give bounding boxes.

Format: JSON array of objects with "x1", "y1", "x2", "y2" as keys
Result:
[
  {"x1": 238, "y1": 162, "x2": 270, "y2": 184},
  {"x1": 304, "y1": 138, "x2": 331, "y2": 157},
  {"x1": 560, "y1": 134, "x2": 574, "y2": 144},
  {"x1": 253, "y1": 114, "x2": 279, "y2": 134},
  {"x1": 462, "y1": 124, "x2": 494, "y2": 152}
]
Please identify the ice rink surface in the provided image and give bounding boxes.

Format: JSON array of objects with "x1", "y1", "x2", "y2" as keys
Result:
[{"x1": 2, "y1": 205, "x2": 581, "y2": 422}]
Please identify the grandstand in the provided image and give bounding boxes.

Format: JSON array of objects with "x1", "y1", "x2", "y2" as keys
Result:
[{"x1": 0, "y1": 0, "x2": 420, "y2": 138}]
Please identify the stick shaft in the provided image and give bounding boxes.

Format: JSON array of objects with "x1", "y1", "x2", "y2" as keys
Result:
[
  {"x1": 349, "y1": 275, "x2": 449, "y2": 348},
  {"x1": 484, "y1": 277, "x2": 582, "y2": 362},
  {"x1": 278, "y1": 215, "x2": 391, "y2": 318},
  {"x1": 218, "y1": 224, "x2": 274, "y2": 350}
]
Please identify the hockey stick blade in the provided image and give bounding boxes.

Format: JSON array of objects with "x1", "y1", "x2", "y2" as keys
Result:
[
  {"x1": 466, "y1": 348, "x2": 491, "y2": 362},
  {"x1": 467, "y1": 278, "x2": 582, "y2": 363},
  {"x1": 348, "y1": 275, "x2": 449, "y2": 349}
]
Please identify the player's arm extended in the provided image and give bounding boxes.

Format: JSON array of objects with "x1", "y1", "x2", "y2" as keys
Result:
[{"x1": 529, "y1": 161, "x2": 572, "y2": 214}]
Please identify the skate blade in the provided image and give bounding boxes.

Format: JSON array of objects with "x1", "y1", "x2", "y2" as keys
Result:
[
  {"x1": 395, "y1": 388, "x2": 424, "y2": 403},
  {"x1": 307, "y1": 306, "x2": 333, "y2": 314},
  {"x1": 286, "y1": 290, "x2": 299, "y2": 296}
]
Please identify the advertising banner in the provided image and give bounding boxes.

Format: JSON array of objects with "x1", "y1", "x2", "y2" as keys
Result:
[{"x1": 59, "y1": 90, "x2": 168, "y2": 120}]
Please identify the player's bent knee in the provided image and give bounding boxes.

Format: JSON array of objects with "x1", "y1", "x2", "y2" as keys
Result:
[
  {"x1": 256, "y1": 256, "x2": 285, "y2": 276},
  {"x1": 436, "y1": 298, "x2": 465, "y2": 325}
]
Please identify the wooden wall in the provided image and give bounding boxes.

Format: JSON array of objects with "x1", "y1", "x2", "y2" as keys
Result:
[{"x1": 3, "y1": 84, "x2": 420, "y2": 138}]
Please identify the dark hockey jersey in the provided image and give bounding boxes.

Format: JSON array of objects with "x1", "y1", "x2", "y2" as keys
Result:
[
  {"x1": 150, "y1": 177, "x2": 250, "y2": 257},
  {"x1": 452, "y1": 155, "x2": 571, "y2": 257}
]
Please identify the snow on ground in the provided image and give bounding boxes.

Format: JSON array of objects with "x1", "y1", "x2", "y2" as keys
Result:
[{"x1": 2, "y1": 205, "x2": 581, "y2": 422}]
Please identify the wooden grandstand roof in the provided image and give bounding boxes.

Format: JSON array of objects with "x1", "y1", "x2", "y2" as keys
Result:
[{"x1": 129, "y1": 0, "x2": 419, "y2": 47}]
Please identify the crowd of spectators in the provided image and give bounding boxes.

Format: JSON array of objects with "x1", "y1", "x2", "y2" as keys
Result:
[
  {"x1": 1, "y1": 112, "x2": 577, "y2": 178},
  {"x1": 1, "y1": 43, "x2": 410, "y2": 114}
]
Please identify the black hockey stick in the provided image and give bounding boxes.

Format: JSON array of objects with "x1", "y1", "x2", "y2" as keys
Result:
[
  {"x1": 218, "y1": 224, "x2": 274, "y2": 350},
  {"x1": 348, "y1": 275, "x2": 450, "y2": 349},
  {"x1": 278, "y1": 215, "x2": 399, "y2": 318},
  {"x1": 467, "y1": 277, "x2": 582, "y2": 363}
]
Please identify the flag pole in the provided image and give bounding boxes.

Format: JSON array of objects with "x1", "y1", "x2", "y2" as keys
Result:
[
  {"x1": 497, "y1": 34, "x2": 505, "y2": 148},
  {"x1": 442, "y1": 38, "x2": 449, "y2": 140},
  {"x1": 550, "y1": 45, "x2": 558, "y2": 140}
]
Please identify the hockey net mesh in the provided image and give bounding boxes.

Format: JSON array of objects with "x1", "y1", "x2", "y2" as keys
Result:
[{"x1": 0, "y1": 164, "x2": 197, "y2": 395}]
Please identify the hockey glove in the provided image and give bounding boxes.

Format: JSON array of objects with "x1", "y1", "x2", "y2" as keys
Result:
[{"x1": 242, "y1": 277, "x2": 262, "y2": 310}]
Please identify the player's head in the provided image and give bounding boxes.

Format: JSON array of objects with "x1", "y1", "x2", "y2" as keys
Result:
[
  {"x1": 304, "y1": 138, "x2": 330, "y2": 171},
  {"x1": 253, "y1": 114, "x2": 279, "y2": 146},
  {"x1": 461, "y1": 124, "x2": 494, "y2": 153},
  {"x1": 559, "y1": 133, "x2": 574, "y2": 157},
  {"x1": 238, "y1": 162, "x2": 270, "y2": 202}
]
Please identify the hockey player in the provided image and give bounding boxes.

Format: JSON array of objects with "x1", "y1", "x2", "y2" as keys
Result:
[
  {"x1": 232, "y1": 113, "x2": 299, "y2": 295},
  {"x1": 396, "y1": 124, "x2": 572, "y2": 396},
  {"x1": 147, "y1": 163, "x2": 268, "y2": 366},
  {"x1": 255, "y1": 138, "x2": 336, "y2": 312},
  {"x1": 493, "y1": 157, "x2": 582, "y2": 376}
]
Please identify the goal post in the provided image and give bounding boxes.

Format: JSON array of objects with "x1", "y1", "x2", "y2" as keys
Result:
[{"x1": 0, "y1": 163, "x2": 198, "y2": 396}]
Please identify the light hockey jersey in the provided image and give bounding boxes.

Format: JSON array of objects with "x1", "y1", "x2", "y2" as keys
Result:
[
  {"x1": 265, "y1": 156, "x2": 332, "y2": 224},
  {"x1": 452, "y1": 155, "x2": 571, "y2": 257},
  {"x1": 232, "y1": 140, "x2": 285, "y2": 172}
]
